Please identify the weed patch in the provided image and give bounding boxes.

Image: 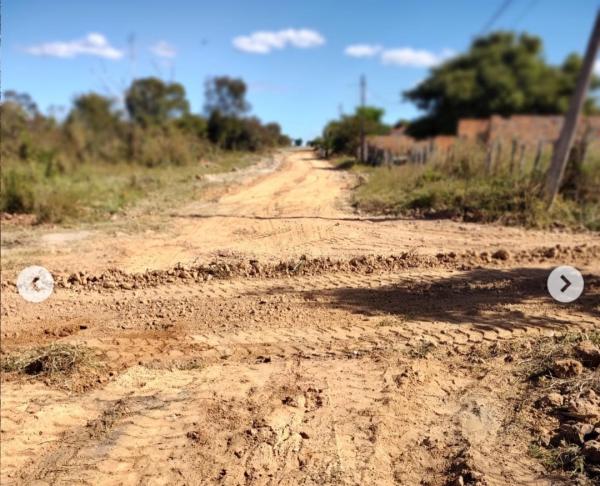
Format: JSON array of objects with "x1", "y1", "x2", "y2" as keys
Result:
[
  {"x1": 1, "y1": 343, "x2": 98, "y2": 376},
  {"x1": 348, "y1": 146, "x2": 600, "y2": 230}
]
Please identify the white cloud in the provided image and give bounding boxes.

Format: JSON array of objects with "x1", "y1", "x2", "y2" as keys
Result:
[
  {"x1": 24, "y1": 33, "x2": 123, "y2": 60},
  {"x1": 595, "y1": 59, "x2": 600, "y2": 75},
  {"x1": 380, "y1": 47, "x2": 455, "y2": 68},
  {"x1": 233, "y1": 28, "x2": 325, "y2": 54},
  {"x1": 150, "y1": 41, "x2": 177, "y2": 59},
  {"x1": 344, "y1": 44, "x2": 382, "y2": 58}
]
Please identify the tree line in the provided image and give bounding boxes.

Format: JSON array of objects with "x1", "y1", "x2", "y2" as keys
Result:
[{"x1": 1, "y1": 76, "x2": 291, "y2": 168}]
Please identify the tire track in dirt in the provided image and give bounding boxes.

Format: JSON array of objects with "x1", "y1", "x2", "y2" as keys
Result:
[{"x1": 3, "y1": 346, "x2": 556, "y2": 485}]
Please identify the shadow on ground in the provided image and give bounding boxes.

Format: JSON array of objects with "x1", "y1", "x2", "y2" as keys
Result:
[{"x1": 269, "y1": 267, "x2": 600, "y2": 333}]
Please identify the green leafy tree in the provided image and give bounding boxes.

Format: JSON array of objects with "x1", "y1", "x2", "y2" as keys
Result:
[
  {"x1": 3, "y1": 90, "x2": 39, "y2": 118},
  {"x1": 204, "y1": 77, "x2": 288, "y2": 150},
  {"x1": 176, "y1": 113, "x2": 208, "y2": 139},
  {"x1": 68, "y1": 93, "x2": 121, "y2": 133},
  {"x1": 404, "y1": 32, "x2": 600, "y2": 137},
  {"x1": 320, "y1": 106, "x2": 390, "y2": 156},
  {"x1": 64, "y1": 93, "x2": 124, "y2": 162},
  {"x1": 204, "y1": 76, "x2": 250, "y2": 117},
  {"x1": 125, "y1": 77, "x2": 189, "y2": 126},
  {"x1": 0, "y1": 91, "x2": 56, "y2": 161}
]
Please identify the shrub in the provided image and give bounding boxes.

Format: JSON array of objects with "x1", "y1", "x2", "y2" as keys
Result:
[{"x1": 1, "y1": 167, "x2": 36, "y2": 213}]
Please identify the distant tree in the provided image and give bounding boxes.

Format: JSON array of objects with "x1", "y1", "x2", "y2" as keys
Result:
[
  {"x1": 0, "y1": 91, "x2": 57, "y2": 161},
  {"x1": 1, "y1": 92, "x2": 31, "y2": 159},
  {"x1": 204, "y1": 76, "x2": 250, "y2": 117},
  {"x1": 64, "y1": 93, "x2": 124, "y2": 162},
  {"x1": 204, "y1": 77, "x2": 290, "y2": 151},
  {"x1": 3, "y1": 90, "x2": 39, "y2": 118},
  {"x1": 67, "y1": 93, "x2": 121, "y2": 133},
  {"x1": 176, "y1": 113, "x2": 208, "y2": 139},
  {"x1": 294, "y1": 138, "x2": 303, "y2": 147},
  {"x1": 319, "y1": 106, "x2": 389, "y2": 156},
  {"x1": 263, "y1": 122, "x2": 286, "y2": 145},
  {"x1": 125, "y1": 77, "x2": 189, "y2": 126},
  {"x1": 404, "y1": 32, "x2": 600, "y2": 137}
]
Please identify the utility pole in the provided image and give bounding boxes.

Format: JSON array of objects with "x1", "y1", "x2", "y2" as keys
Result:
[
  {"x1": 544, "y1": 9, "x2": 600, "y2": 206},
  {"x1": 359, "y1": 74, "x2": 366, "y2": 163}
]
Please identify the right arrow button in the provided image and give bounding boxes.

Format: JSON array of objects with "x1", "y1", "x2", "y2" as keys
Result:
[{"x1": 548, "y1": 266, "x2": 584, "y2": 303}]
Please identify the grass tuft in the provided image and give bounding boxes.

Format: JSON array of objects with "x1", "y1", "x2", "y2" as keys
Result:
[{"x1": 1, "y1": 343, "x2": 97, "y2": 376}]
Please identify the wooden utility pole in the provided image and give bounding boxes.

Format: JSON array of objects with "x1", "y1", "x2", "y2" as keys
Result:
[
  {"x1": 544, "y1": 9, "x2": 600, "y2": 206},
  {"x1": 359, "y1": 74, "x2": 366, "y2": 163}
]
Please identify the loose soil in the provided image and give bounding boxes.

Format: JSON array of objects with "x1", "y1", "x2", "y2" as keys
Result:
[{"x1": 1, "y1": 149, "x2": 599, "y2": 485}]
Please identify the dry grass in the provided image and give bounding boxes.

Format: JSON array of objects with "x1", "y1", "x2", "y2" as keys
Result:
[
  {"x1": 347, "y1": 142, "x2": 600, "y2": 231},
  {"x1": 521, "y1": 332, "x2": 600, "y2": 380},
  {"x1": 529, "y1": 443, "x2": 588, "y2": 480},
  {"x1": 0, "y1": 151, "x2": 260, "y2": 224},
  {"x1": 1, "y1": 343, "x2": 97, "y2": 376},
  {"x1": 511, "y1": 332, "x2": 600, "y2": 483}
]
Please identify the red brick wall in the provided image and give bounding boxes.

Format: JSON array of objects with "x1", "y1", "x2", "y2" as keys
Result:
[
  {"x1": 367, "y1": 115, "x2": 599, "y2": 158},
  {"x1": 457, "y1": 119, "x2": 490, "y2": 142},
  {"x1": 482, "y1": 115, "x2": 599, "y2": 148}
]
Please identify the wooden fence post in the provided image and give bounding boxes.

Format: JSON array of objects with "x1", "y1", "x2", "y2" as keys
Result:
[
  {"x1": 485, "y1": 141, "x2": 494, "y2": 174},
  {"x1": 532, "y1": 140, "x2": 544, "y2": 178},
  {"x1": 518, "y1": 144, "x2": 526, "y2": 176},
  {"x1": 510, "y1": 139, "x2": 518, "y2": 173},
  {"x1": 494, "y1": 141, "x2": 503, "y2": 174}
]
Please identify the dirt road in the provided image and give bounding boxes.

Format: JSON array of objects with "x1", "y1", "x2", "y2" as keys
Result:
[{"x1": 2, "y1": 150, "x2": 599, "y2": 485}]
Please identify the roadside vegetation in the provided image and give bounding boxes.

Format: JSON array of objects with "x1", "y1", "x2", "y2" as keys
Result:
[
  {"x1": 348, "y1": 144, "x2": 600, "y2": 230},
  {"x1": 1, "y1": 151, "x2": 258, "y2": 225},
  {"x1": 1, "y1": 76, "x2": 290, "y2": 224}
]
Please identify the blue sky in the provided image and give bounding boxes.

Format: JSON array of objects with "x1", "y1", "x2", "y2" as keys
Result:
[{"x1": 4, "y1": 0, "x2": 600, "y2": 141}]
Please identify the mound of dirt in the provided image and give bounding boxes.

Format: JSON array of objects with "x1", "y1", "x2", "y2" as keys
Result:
[{"x1": 28, "y1": 243, "x2": 598, "y2": 292}]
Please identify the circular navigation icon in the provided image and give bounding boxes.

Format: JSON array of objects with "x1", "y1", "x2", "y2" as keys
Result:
[
  {"x1": 547, "y1": 266, "x2": 584, "y2": 303},
  {"x1": 16, "y1": 266, "x2": 54, "y2": 303}
]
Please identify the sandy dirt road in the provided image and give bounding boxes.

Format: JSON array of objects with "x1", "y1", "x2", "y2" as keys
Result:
[
  {"x1": 2, "y1": 149, "x2": 598, "y2": 275},
  {"x1": 1, "y1": 150, "x2": 599, "y2": 485}
]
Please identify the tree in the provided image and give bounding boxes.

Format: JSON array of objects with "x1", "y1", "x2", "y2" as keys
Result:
[
  {"x1": 204, "y1": 76, "x2": 250, "y2": 117},
  {"x1": 319, "y1": 106, "x2": 389, "y2": 156},
  {"x1": 125, "y1": 77, "x2": 189, "y2": 126},
  {"x1": 68, "y1": 93, "x2": 121, "y2": 133},
  {"x1": 404, "y1": 32, "x2": 600, "y2": 137},
  {"x1": 176, "y1": 113, "x2": 208, "y2": 139},
  {"x1": 203, "y1": 76, "x2": 290, "y2": 151},
  {"x1": 3, "y1": 90, "x2": 39, "y2": 118},
  {"x1": 64, "y1": 93, "x2": 124, "y2": 162}
]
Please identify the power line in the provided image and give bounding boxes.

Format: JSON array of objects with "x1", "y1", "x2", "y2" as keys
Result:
[{"x1": 479, "y1": 0, "x2": 514, "y2": 36}]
